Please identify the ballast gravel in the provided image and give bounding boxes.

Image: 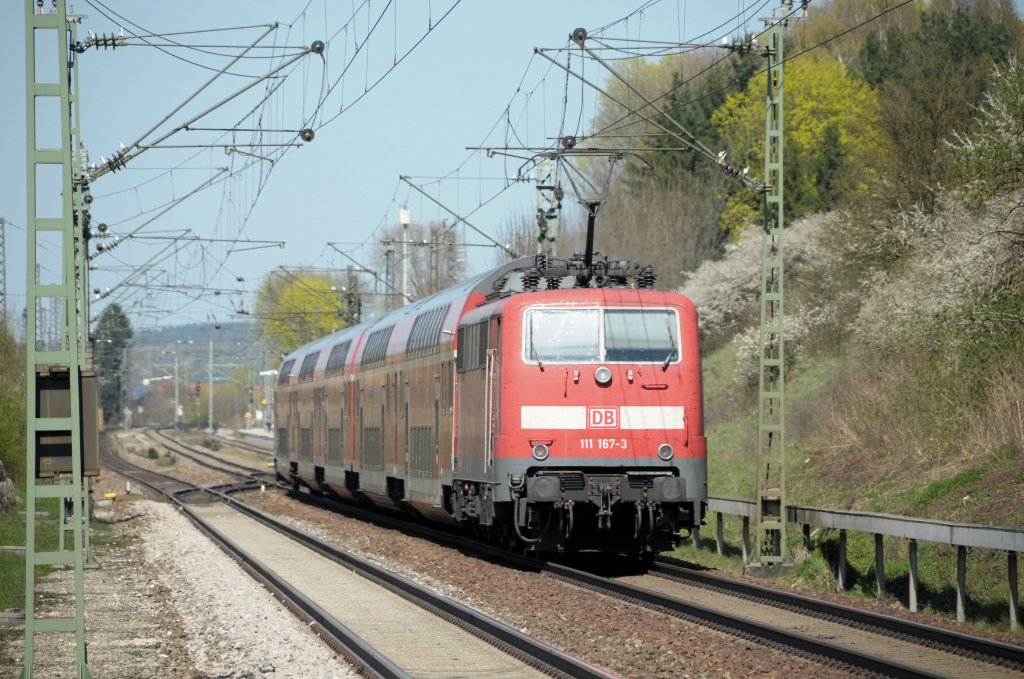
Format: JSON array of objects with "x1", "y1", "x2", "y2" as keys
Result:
[
  {"x1": 0, "y1": 495, "x2": 356, "y2": 679},
  {"x1": 138, "y1": 500, "x2": 357, "y2": 679}
]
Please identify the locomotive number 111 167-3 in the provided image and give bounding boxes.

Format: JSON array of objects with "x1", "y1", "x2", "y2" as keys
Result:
[{"x1": 579, "y1": 438, "x2": 629, "y2": 450}]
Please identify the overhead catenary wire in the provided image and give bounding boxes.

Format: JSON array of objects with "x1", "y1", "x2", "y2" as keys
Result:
[{"x1": 79, "y1": 1, "x2": 463, "y2": 326}]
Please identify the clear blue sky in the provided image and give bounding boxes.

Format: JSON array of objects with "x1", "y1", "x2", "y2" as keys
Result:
[{"x1": 0, "y1": 0, "x2": 1019, "y2": 333}]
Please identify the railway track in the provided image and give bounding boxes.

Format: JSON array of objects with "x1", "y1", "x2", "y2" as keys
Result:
[
  {"x1": 113, "y1": 431, "x2": 1024, "y2": 675},
  {"x1": 210, "y1": 431, "x2": 274, "y2": 458},
  {"x1": 646, "y1": 559, "x2": 1024, "y2": 674},
  {"x1": 99, "y1": 440, "x2": 612, "y2": 679},
  {"x1": 99, "y1": 442, "x2": 214, "y2": 503},
  {"x1": 281, "y1": 487, "x2": 1024, "y2": 678},
  {"x1": 145, "y1": 427, "x2": 277, "y2": 484}
]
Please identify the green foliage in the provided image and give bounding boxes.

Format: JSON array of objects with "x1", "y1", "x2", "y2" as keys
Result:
[
  {"x1": 857, "y1": 6, "x2": 1016, "y2": 212},
  {"x1": 641, "y1": 51, "x2": 759, "y2": 183},
  {"x1": 147, "y1": 447, "x2": 159, "y2": 460},
  {"x1": 916, "y1": 469, "x2": 986, "y2": 508},
  {"x1": 93, "y1": 303, "x2": 133, "y2": 424},
  {"x1": 949, "y1": 57, "x2": 1024, "y2": 210},
  {"x1": 0, "y1": 494, "x2": 60, "y2": 611},
  {"x1": 0, "y1": 325, "x2": 26, "y2": 482},
  {"x1": 711, "y1": 55, "x2": 882, "y2": 237},
  {"x1": 253, "y1": 270, "x2": 345, "y2": 360}
]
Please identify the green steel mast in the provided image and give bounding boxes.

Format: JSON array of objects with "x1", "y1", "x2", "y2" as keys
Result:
[
  {"x1": 753, "y1": 1, "x2": 797, "y2": 566},
  {"x1": 22, "y1": 0, "x2": 94, "y2": 676}
]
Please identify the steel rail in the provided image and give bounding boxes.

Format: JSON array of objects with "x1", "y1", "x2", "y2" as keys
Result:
[
  {"x1": 650, "y1": 559, "x2": 1024, "y2": 668},
  {"x1": 99, "y1": 442, "x2": 247, "y2": 503},
  {"x1": 209, "y1": 432, "x2": 274, "y2": 458},
  {"x1": 146, "y1": 427, "x2": 272, "y2": 480}
]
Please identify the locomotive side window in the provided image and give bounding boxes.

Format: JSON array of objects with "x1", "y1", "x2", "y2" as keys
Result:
[
  {"x1": 523, "y1": 307, "x2": 680, "y2": 364},
  {"x1": 456, "y1": 320, "x2": 489, "y2": 373}
]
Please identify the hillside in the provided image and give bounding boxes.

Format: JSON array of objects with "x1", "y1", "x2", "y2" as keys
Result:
[{"x1": 668, "y1": 55, "x2": 1024, "y2": 627}]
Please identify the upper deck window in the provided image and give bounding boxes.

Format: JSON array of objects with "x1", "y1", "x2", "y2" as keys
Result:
[{"x1": 523, "y1": 307, "x2": 679, "y2": 365}]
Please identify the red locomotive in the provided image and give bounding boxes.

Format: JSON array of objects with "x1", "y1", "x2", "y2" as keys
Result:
[{"x1": 274, "y1": 254, "x2": 707, "y2": 553}]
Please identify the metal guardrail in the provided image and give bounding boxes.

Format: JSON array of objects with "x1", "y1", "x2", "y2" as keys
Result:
[{"x1": 703, "y1": 497, "x2": 1022, "y2": 629}]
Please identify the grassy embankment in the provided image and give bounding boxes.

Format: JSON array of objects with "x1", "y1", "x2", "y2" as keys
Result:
[{"x1": 671, "y1": 321, "x2": 1024, "y2": 633}]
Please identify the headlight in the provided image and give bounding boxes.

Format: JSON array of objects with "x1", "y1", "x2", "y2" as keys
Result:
[
  {"x1": 657, "y1": 443, "x2": 674, "y2": 461},
  {"x1": 595, "y1": 366, "x2": 612, "y2": 385},
  {"x1": 532, "y1": 443, "x2": 550, "y2": 461}
]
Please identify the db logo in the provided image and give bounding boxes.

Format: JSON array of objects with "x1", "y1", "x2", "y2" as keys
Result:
[{"x1": 588, "y1": 407, "x2": 618, "y2": 429}]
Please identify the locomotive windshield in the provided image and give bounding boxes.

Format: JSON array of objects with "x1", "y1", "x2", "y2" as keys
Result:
[{"x1": 524, "y1": 307, "x2": 679, "y2": 364}]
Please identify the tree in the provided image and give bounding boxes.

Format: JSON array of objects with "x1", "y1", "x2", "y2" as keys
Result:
[
  {"x1": 857, "y1": 4, "x2": 1016, "y2": 212},
  {"x1": 93, "y1": 303, "x2": 133, "y2": 424},
  {"x1": 794, "y1": 0, "x2": 920, "y2": 68},
  {"x1": 951, "y1": 57, "x2": 1024, "y2": 213},
  {"x1": 254, "y1": 270, "x2": 345, "y2": 361},
  {"x1": 584, "y1": 49, "x2": 760, "y2": 282},
  {"x1": 711, "y1": 54, "x2": 883, "y2": 236},
  {"x1": 0, "y1": 324, "x2": 26, "y2": 481}
]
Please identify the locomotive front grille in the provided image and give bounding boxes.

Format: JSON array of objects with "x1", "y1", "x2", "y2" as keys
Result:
[
  {"x1": 557, "y1": 473, "x2": 585, "y2": 491},
  {"x1": 628, "y1": 476, "x2": 655, "y2": 489},
  {"x1": 533, "y1": 472, "x2": 585, "y2": 491}
]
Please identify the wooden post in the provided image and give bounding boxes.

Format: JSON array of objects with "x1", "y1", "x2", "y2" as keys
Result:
[
  {"x1": 1009, "y1": 551, "x2": 1019, "y2": 632},
  {"x1": 837, "y1": 529, "x2": 847, "y2": 591},
  {"x1": 908, "y1": 539, "x2": 919, "y2": 613},
  {"x1": 875, "y1": 533, "x2": 885, "y2": 598},
  {"x1": 716, "y1": 512, "x2": 724, "y2": 556},
  {"x1": 956, "y1": 545, "x2": 967, "y2": 623}
]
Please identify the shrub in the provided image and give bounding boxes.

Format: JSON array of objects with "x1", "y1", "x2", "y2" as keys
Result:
[{"x1": 0, "y1": 460, "x2": 15, "y2": 516}]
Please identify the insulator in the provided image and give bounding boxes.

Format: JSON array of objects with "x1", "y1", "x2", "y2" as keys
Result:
[
  {"x1": 311, "y1": 40, "x2": 326, "y2": 55},
  {"x1": 637, "y1": 266, "x2": 657, "y2": 289},
  {"x1": 493, "y1": 276, "x2": 508, "y2": 292},
  {"x1": 546, "y1": 277, "x2": 561, "y2": 290},
  {"x1": 299, "y1": 128, "x2": 315, "y2": 142},
  {"x1": 571, "y1": 27, "x2": 587, "y2": 45},
  {"x1": 522, "y1": 272, "x2": 540, "y2": 291}
]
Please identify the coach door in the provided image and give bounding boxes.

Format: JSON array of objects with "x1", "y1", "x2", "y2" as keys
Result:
[{"x1": 483, "y1": 317, "x2": 500, "y2": 471}]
